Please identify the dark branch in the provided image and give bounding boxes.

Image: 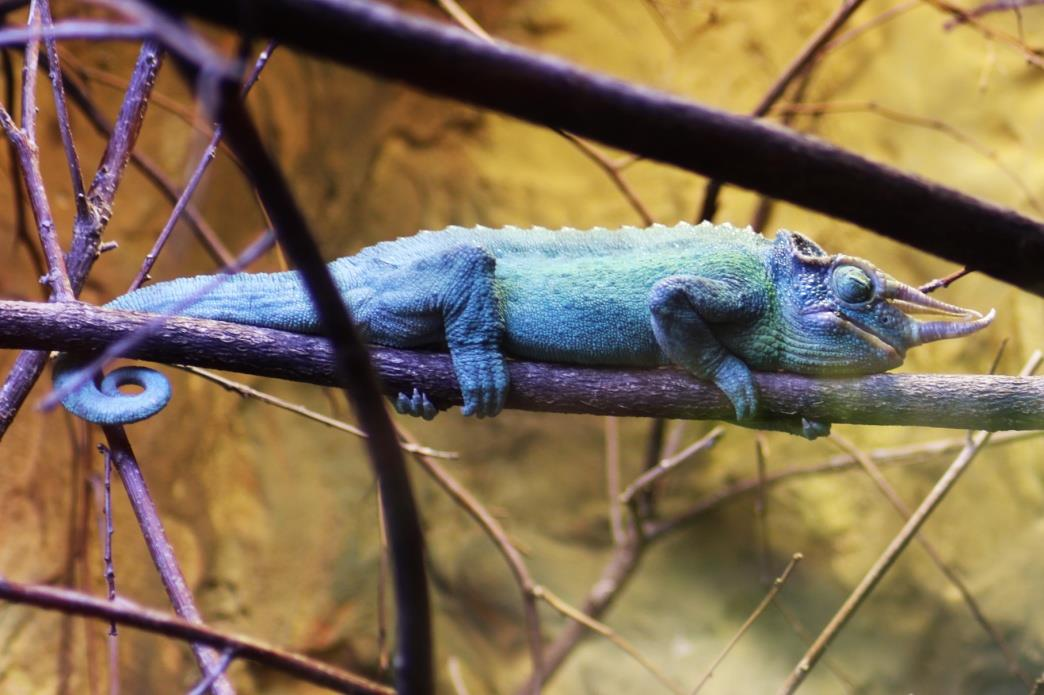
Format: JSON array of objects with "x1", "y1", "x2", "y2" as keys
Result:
[
  {"x1": 4, "y1": 300, "x2": 1041, "y2": 431},
  {"x1": 141, "y1": 0, "x2": 1044, "y2": 296},
  {"x1": 0, "y1": 576, "x2": 395, "y2": 694}
]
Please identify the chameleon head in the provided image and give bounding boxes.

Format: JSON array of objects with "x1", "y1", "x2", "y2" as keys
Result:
[{"x1": 771, "y1": 231, "x2": 994, "y2": 375}]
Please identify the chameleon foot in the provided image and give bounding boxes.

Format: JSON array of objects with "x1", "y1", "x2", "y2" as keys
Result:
[{"x1": 395, "y1": 388, "x2": 438, "y2": 420}]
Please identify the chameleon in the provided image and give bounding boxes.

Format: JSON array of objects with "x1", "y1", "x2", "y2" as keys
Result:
[{"x1": 54, "y1": 222, "x2": 994, "y2": 434}]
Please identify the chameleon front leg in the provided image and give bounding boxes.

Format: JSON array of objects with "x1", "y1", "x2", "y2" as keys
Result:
[
  {"x1": 648, "y1": 275, "x2": 763, "y2": 421},
  {"x1": 356, "y1": 244, "x2": 508, "y2": 419}
]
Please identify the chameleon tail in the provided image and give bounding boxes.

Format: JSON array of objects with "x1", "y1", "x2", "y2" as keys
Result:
[{"x1": 54, "y1": 354, "x2": 172, "y2": 425}]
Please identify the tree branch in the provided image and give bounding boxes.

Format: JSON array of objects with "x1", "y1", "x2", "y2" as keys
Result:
[
  {"x1": 140, "y1": 0, "x2": 1044, "y2": 296},
  {"x1": 4, "y1": 300, "x2": 1040, "y2": 431}
]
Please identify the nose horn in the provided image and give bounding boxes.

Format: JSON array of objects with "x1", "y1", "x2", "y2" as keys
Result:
[
  {"x1": 889, "y1": 281, "x2": 981, "y2": 318},
  {"x1": 911, "y1": 309, "x2": 996, "y2": 345}
]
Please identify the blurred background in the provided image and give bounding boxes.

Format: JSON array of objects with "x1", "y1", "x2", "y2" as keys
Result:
[{"x1": 0, "y1": 0, "x2": 1042, "y2": 692}]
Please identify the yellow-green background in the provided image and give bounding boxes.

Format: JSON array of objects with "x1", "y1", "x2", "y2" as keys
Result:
[{"x1": 1, "y1": 0, "x2": 1043, "y2": 692}]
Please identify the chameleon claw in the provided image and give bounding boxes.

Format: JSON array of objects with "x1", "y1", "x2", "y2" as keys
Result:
[{"x1": 395, "y1": 388, "x2": 437, "y2": 420}]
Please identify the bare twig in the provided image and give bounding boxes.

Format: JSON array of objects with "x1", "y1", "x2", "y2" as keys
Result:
[
  {"x1": 753, "y1": 433, "x2": 771, "y2": 583},
  {"x1": 181, "y1": 365, "x2": 457, "y2": 459},
  {"x1": 691, "y1": 553, "x2": 803, "y2": 693},
  {"x1": 922, "y1": 0, "x2": 1044, "y2": 68},
  {"x1": 0, "y1": 576, "x2": 395, "y2": 694},
  {"x1": 697, "y1": 0, "x2": 869, "y2": 221},
  {"x1": 0, "y1": 40, "x2": 165, "y2": 439},
  {"x1": 919, "y1": 266, "x2": 972, "y2": 293},
  {"x1": 186, "y1": 649, "x2": 237, "y2": 695},
  {"x1": 128, "y1": 40, "x2": 276, "y2": 291},
  {"x1": 605, "y1": 416, "x2": 626, "y2": 545},
  {"x1": 829, "y1": 433, "x2": 1032, "y2": 687},
  {"x1": 777, "y1": 351, "x2": 1043, "y2": 693},
  {"x1": 101, "y1": 426, "x2": 236, "y2": 695},
  {"x1": 532, "y1": 584, "x2": 686, "y2": 695},
  {"x1": 398, "y1": 427, "x2": 544, "y2": 693},
  {"x1": 619, "y1": 426, "x2": 724, "y2": 506},
  {"x1": 436, "y1": 0, "x2": 654, "y2": 225},
  {"x1": 645, "y1": 429, "x2": 1040, "y2": 540}
]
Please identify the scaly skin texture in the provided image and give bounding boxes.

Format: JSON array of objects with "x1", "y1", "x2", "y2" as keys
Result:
[{"x1": 55, "y1": 222, "x2": 994, "y2": 434}]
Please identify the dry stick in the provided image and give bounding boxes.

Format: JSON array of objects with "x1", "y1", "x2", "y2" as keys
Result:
[
  {"x1": 922, "y1": 0, "x2": 1044, "y2": 68},
  {"x1": 147, "y1": 0, "x2": 1044, "y2": 295},
  {"x1": 375, "y1": 490, "x2": 391, "y2": 676},
  {"x1": 519, "y1": 534, "x2": 642, "y2": 694},
  {"x1": 532, "y1": 584, "x2": 687, "y2": 695},
  {"x1": 697, "y1": 0, "x2": 869, "y2": 222},
  {"x1": 919, "y1": 266, "x2": 972, "y2": 294},
  {"x1": 0, "y1": 40, "x2": 164, "y2": 439},
  {"x1": 821, "y1": 0, "x2": 919, "y2": 55},
  {"x1": 187, "y1": 648, "x2": 237, "y2": 695},
  {"x1": 0, "y1": 0, "x2": 74, "y2": 300},
  {"x1": 753, "y1": 433, "x2": 771, "y2": 583},
  {"x1": 49, "y1": 60, "x2": 235, "y2": 267},
  {"x1": 605, "y1": 416, "x2": 626, "y2": 546},
  {"x1": 0, "y1": 45, "x2": 44, "y2": 278},
  {"x1": 645, "y1": 429, "x2": 1040, "y2": 540},
  {"x1": 943, "y1": 0, "x2": 1044, "y2": 27},
  {"x1": 0, "y1": 577, "x2": 395, "y2": 694},
  {"x1": 396, "y1": 427, "x2": 545, "y2": 695},
  {"x1": 618, "y1": 426, "x2": 724, "y2": 507},
  {"x1": 101, "y1": 426, "x2": 236, "y2": 695},
  {"x1": 211, "y1": 71, "x2": 432, "y2": 692},
  {"x1": 446, "y1": 657, "x2": 472, "y2": 695},
  {"x1": 829, "y1": 433, "x2": 1032, "y2": 688},
  {"x1": 771, "y1": 598, "x2": 859, "y2": 694},
  {"x1": 691, "y1": 553, "x2": 803, "y2": 694},
  {"x1": 436, "y1": 0, "x2": 654, "y2": 226},
  {"x1": 777, "y1": 351, "x2": 1043, "y2": 694},
  {"x1": 181, "y1": 365, "x2": 457, "y2": 459},
  {"x1": 128, "y1": 40, "x2": 276, "y2": 291}
]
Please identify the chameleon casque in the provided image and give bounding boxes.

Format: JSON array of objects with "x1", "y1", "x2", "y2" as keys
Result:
[{"x1": 55, "y1": 222, "x2": 994, "y2": 433}]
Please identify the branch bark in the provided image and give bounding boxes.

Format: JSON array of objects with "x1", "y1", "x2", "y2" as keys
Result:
[
  {"x1": 6, "y1": 300, "x2": 1041, "y2": 431},
  {"x1": 140, "y1": 0, "x2": 1044, "y2": 295}
]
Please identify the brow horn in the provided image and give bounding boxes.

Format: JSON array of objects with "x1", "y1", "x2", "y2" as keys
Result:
[{"x1": 885, "y1": 280, "x2": 982, "y2": 318}]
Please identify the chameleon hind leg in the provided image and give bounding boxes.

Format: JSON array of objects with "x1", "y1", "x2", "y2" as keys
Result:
[{"x1": 351, "y1": 244, "x2": 508, "y2": 419}]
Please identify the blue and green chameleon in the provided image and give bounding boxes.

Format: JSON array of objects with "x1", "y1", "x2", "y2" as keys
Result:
[{"x1": 54, "y1": 222, "x2": 993, "y2": 432}]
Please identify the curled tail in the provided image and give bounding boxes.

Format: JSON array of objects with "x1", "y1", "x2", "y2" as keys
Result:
[
  {"x1": 54, "y1": 354, "x2": 172, "y2": 425},
  {"x1": 53, "y1": 259, "x2": 364, "y2": 425}
]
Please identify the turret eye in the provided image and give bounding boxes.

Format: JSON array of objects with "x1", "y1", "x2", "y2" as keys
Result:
[{"x1": 832, "y1": 265, "x2": 874, "y2": 304}]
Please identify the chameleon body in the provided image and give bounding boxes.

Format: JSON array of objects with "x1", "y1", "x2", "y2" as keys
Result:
[{"x1": 55, "y1": 222, "x2": 994, "y2": 430}]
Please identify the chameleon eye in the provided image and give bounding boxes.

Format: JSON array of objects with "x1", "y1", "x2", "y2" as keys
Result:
[{"x1": 832, "y1": 265, "x2": 874, "y2": 305}]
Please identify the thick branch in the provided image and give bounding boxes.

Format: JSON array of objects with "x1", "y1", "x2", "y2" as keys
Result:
[
  {"x1": 5, "y1": 301, "x2": 1041, "y2": 431},
  {"x1": 141, "y1": 0, "x2": 1044, "y2": 295}
]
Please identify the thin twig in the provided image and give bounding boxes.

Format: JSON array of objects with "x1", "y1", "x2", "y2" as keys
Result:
[
  {"x1": 777, "y1": 351, "x2": 1043, "y2": 693},
  {"x1": 532, "y1": 584, "x2": 686, "y2": 695},
  {"x1": 919, "y1": 266, "x2": 972, "y2": 293},
  {"x1": 619, "y1": 426, "x2": 724, "y2": 506},
  {"x1": 697, "y1": 0, "x2": 869, "y2": 222},
  {"x1": 922, "y1": 0, "x2": 1044, "y2": 68},
  {"x1": 605, "y1": 416, "x2": 626, "y2": 545},
  {"x1": 829, "y1": 433, "x2": 1032, "y2": 687},
  {"x1": 436, "y1": 0, "x2": 654, "y2": 225},
  {"x1": 181, "y1": 365, "x2": 457, "y2": 459},
  {"x1": 186, "y1": 649, "x2": 237, "y2": 695},
  {"x1": 0, "y1": 40, "x2": 165, "y2": 439},
  {"x1": 101, "y1": 426, "x2": 236, "y2": 695},
  {"x1": 397, "y1": 426, "x2": 544, "y2": 694},
  {"x1": 0, "y1": 576, "x2": 395, "y2": 694},
  {"x1": 645, "y1": 429, "x2": 1040, "y2": 540},
  {"x1": 753, "y1": 433, "x2": 771, "y2": 584},
  {"x1": 128, "y1": 40, "x2": 276, "y2": 291},
  {"x1": 691, "y1": 553, "x2": 803, "y2": 694}
]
